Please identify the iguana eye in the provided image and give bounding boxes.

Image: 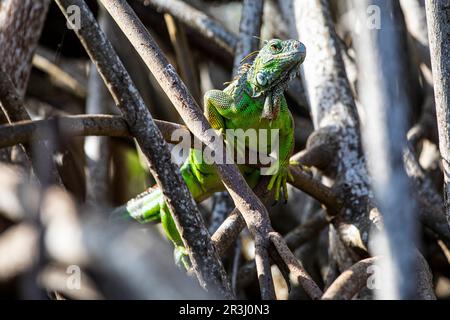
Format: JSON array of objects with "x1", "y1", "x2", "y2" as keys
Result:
[
  {"x1": 256, "y1": 72, "x2": 267, "y2": 86},
  {"x1": 270, "y1": 42, "x2": 282, "y2": 53}
]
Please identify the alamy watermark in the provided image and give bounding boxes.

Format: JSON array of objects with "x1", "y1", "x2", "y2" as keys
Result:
[
  {"x1": 170, "y1": 122, "x2": 280, "y2": 176},
  {"x1": 66, "y1": 5, "x2": 81, "y2": 31},
  {"x1": 66, "y1": 265, "x2": 81, "y2": 290}
]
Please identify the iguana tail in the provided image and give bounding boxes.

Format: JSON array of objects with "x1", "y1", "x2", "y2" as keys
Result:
[{"x1": 111, "y1": 149, "x2": 223, "y2": 224}]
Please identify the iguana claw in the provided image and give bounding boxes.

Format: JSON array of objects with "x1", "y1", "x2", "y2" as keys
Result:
[
  {"x1": 161, "y1": 202, "x2": 191, "y2": 270},
  {"x1": 267, "y1": 162, "x2": 294, "y2": 202}
]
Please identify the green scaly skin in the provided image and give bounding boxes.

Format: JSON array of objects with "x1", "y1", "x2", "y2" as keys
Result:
[{"x1": 116, "y1": 39, "x2": 306, "y2": 267}]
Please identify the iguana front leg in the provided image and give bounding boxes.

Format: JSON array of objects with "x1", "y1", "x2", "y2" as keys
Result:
[
  {"x1": 204, "y1": 89, "x2": 234, "y2": 130},
  {"x1": 267, "y1": 110, "x2": 295, "y2": 203}
]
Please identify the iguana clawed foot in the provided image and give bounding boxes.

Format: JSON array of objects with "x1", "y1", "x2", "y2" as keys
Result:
[
  {"x1": 267, "y1": 161, "x2": 294, "y2": 204},
  {"x1": 267, "y1": 160, "x2": 312, "y2": 205},
  {"x1": 160, "y1": 202, "x2": 191, "y2": 270}
]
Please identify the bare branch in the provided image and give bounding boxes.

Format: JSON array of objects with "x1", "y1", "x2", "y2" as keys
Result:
[{"x1": 322, "y1": 257, "x2": 378, "y2": 300}]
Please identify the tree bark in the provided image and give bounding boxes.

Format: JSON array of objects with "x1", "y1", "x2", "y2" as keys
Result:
[
  {"x1": 425, "y1": 0, "x2": 450, "y2": 226},
  {"x1": 0, "y1": 0, "x2": 50, "y2": 96}
]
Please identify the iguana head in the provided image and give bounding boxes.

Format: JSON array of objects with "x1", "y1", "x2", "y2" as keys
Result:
[{"x1": 246, "y1": 39, "x2": 306, "y2": 119}]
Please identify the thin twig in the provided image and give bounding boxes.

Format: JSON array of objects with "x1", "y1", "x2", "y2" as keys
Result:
[
  {"x1": 0, "y1": 0, "x2": 50, "y2": 96},
  {"x1": 164, "y1": 13, "x2": 201, "y2": 103},
  {"x1": 32, "y1": 47, "x2": 87, "y2": 98},
  {"x1": 237, "y1": 210, "x2": 330, "y2": 290},
  {"x1": 211, "y1": 164, "x2": 338, "y2": 257}
]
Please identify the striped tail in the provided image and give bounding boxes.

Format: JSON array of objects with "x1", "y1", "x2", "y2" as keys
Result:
[
  {"x1": 112, "y1": 149, "x2": 223, "y2": 224},
  {"x1": 125, "y1": 185, "x2": 163, "y2": 223}
]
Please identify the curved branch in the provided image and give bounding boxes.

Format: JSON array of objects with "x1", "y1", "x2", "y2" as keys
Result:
[
  {"x1": 322, "y1": 257, "x2": 378, "y2": 300},
  {"x1": 269, "y1": 232, "x2": 323, "y2": 299}
]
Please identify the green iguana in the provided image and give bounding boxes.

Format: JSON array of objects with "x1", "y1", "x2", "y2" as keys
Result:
[{"x1": 114, "y1": 39, "x2": 306, "y2": 267}]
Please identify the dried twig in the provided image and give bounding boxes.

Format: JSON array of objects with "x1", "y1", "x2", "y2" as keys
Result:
[
  {"x1": 164, "y1": 13, "x2": 201, "y2": 103},
  {"x1": 269, "y1": 232, "x2": 323, "y2": 299},
  {"x1": 32, "y1": 47, "x2": 87, "y2": 99}
]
